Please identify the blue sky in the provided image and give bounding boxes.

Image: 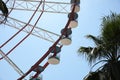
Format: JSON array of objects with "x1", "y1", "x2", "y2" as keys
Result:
[{"x1": 0, "y1": 0, "x2": 120, "y2": 80}]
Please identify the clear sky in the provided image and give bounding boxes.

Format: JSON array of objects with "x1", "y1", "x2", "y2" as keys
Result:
[{"x1": 0, "y1": 0, "x2": 120, "y2": 80}]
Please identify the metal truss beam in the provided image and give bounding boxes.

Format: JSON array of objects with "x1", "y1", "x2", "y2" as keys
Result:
[
  {"x1": 8, "y1": 0, "x2": 70, "y2": 14},
  {"x1": 0, "y1": 49, "x2": 24, "y2": 76},
  {"x1": 5, "y1": 16, "x2": 60, "y2": 44}
]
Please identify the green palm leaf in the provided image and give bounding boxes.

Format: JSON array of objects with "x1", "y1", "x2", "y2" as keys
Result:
[{"x1": 78, "y1": 13, "x2": 120, "y2": 64}]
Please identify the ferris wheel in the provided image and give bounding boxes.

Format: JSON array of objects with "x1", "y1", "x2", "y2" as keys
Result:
[{"x1": 0, "y1": 0, "x2": 80, "y2": 80}]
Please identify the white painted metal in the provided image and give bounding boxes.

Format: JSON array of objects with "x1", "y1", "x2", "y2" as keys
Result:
[{"x1": 0, "y1": 49, "x2": 24, "y2": 76}]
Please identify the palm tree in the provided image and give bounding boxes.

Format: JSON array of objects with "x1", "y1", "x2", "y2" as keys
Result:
[{"x1": 78, "y1": 13, "x2": 120, "y2": 80}]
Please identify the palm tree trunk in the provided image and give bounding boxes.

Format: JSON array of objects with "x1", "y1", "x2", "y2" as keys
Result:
[{"x1": 110, "y1": 62, "x2": 120, "y2": 80}]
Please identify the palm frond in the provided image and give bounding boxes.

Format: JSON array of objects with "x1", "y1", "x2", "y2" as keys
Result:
[
  {"x1": 86, "y1": 35, "x2": 103, "y2": 46},
  {"x1": 83, "y1": 71, "x2": 105, "y2": 80},
  {"x1": 101, "y1": 13, "x2": 120, "y2": 45},
  {"x1": 78, "y1": 46, "x2": 110, "y2": 64}
]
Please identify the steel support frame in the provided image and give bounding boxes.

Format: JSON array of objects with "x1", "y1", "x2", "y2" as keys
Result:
[
  {"x1": 0, "y1": 49, "x2": 24, "y2": 76},
  {"x1": 8, "y1": 0, "x2": 70, "y2": 14},
  {"x1": 5, "y1": 16, "x2": 60, "y2": 43}
]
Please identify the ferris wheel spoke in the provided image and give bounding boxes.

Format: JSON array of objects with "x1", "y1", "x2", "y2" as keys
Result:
[
  {"x1": 0, "y1": 0, "x2": 43, "y2": 48},
  {"x1": 0, "y1": 0, "x2": 44, "y2": 60},
  {"x1": 4, "y1": 16, "x2": 60, "y2": 44},
  {"x1": 0, "y1": 49, "x2": 24, "y2": 76},
  {"x1": 8, "y1": 0, "x2": 70, "y2": 14}
]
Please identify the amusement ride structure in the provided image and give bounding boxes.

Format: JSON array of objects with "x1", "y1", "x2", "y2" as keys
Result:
[{"x1": 0, "y1": 0, "x2": 80, "y2": 80}]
